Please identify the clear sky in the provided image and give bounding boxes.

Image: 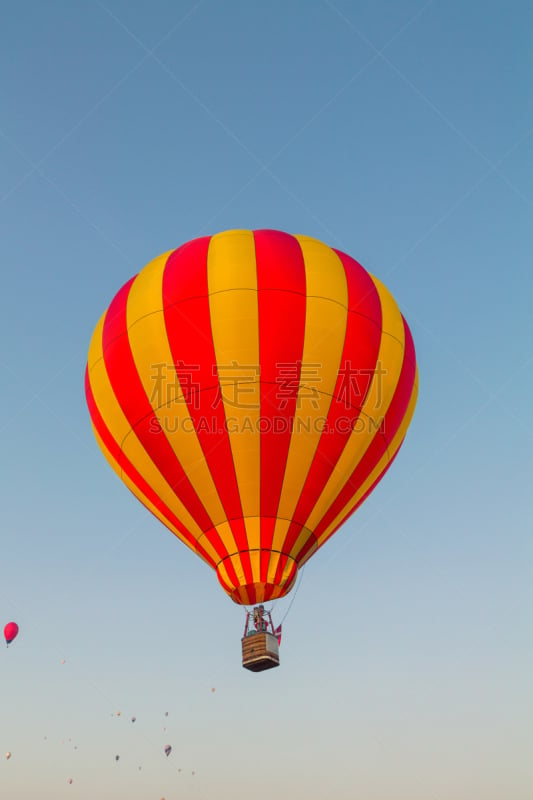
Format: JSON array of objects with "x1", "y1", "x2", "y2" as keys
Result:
[{"x1": 1, "y1": 1, "x2": 532, "y2": 798}]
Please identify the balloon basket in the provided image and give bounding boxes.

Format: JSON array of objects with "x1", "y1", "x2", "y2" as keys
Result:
[{"x1": 242, "y1": 632, "x2": 280, "y2": 672}]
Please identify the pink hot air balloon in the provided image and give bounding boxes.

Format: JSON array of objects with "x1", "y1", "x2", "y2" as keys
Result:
[{"x1": 4, "y1": 622, "x2": 19, "y2": 646}]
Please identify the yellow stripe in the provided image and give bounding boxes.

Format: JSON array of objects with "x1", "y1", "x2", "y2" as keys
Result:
[
  {"x1": 300, "y1": 371, "x2": 419, "y2": 563},
  {"x1": 87, "y1": 313, "x2": 106, "y2": 375},
  {"x1": 271, "y1": 236, "x2": 348, "y2": 554},
  {"x1": 87, "y1": 311, "x2": 220, "y2": 565},
  {"x1": 230, "y1": 552, "x2": 248, "y2": 586},
  {"x1": 125, "y1": 250, "x2": 237, "y2": 560},
  {"x1": 300, "y1": 274, "x2": 406, "y2": 549},
  {"x1": 266, "y1": 518, "x2": 289, "y2": 584},
  {"x1": 207, "y1": 230, "x2": 261, "y2": 580},
  {"x1": 216, "y1": 559, "x2": 233, "y2": 591},
  {"x1": 211, "y1": 522, "x2": 246, "y2": 584}
]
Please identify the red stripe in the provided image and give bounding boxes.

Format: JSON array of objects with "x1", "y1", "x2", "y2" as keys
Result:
[
  {"x1": 378, "y1": 317, "x2": 416, "y2": 453},
  {"x1": 304, "y1": 320, "x2": 417, "y2": 548},
  {"x1": 281, "y1": 248, "x2": 383, "y2": 555},
  {"x1": 296, "y1": 449, "x2": 401, "y2": 562},
  {"x1": 254, "y1": 230, "x2": 307, "y2": 580},
  {"x1": 100, "y1": 268, "x2": 226, "y2": 559},
  {"x1": 311, "y1": 430, "x2": 388, "y2": 541},
  {"x1": 101, "y1": 276, "x2": 136, "y2": 354},
  {"x1": 260, "y1": 545, "x2": 272, "y2": 582},
  {"x1": 162, "y1": 237, "x2": 253, "y2": 585},
  {"x1": 402, "y1": 313, "x2": 416, "y2": 368},
  {"x1": 85, "y1": 368, "x2": 216, "y2": 567}
]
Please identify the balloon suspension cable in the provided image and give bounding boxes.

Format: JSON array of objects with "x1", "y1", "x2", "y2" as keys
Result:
[{"x1": 277, "y1": 564, "x2": 306, "y2": 627}]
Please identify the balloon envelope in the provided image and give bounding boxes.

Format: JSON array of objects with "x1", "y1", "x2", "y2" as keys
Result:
[
  {"x1": 4, "y1": 622, "x2": 19, "y2": 645},
  {"x1": 86, "y1": 230, "x2": 418, "y2": 604}
]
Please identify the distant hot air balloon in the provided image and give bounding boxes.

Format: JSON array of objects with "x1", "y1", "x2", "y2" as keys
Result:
[
  {"x1": 164, "y1": 745, "x2": 172, "y2": 757},
  {"x1": 85, "y1": 230, "x2": 418, "y2": 607},
  {"x1": 115, "y1": 755, "x2": 120, "y2": 762},
  {"x1": 4, "y1": 622, "x2": 19, "y2": 646},
  {"x1": 131, "y1": 716, "x2": 136, "y2": 723},
  {"x1": 68, "y1": 779, "x2": 73, "y2": 785},
  {"x1": 5, "y1": 752, "x2": 12, "y2": 760}
]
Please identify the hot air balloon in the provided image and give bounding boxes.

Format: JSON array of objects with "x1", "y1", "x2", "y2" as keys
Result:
[
  {"x1": 164, "y1": 745, "x2": 172, "y2": 757},
  {"x1": 5, "y1": 752, "x2": 12, "y2": 760},
  {"x1": 4, "y1": 622, "x2": 19, "y2": 646},
  {"x1": 85, "y1": 230, "x2": 418, "y2": 666},
  {"x1": 131, "y1": 716, "x2": 136, "y2": 723}
]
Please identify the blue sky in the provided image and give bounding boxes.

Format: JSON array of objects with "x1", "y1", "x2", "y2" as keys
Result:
[{"x1": 1, "y1": 1, "x2": 532, "y2": 798}]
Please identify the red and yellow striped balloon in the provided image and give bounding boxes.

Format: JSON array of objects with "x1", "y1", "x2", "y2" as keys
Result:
[{"x1": 86, "y1": 229, "x2": 418, "y2": 605}]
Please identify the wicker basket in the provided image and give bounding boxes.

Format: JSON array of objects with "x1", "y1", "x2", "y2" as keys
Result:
[{"x1": 242, "y1": 631, "x2": 280, "y2": 672}]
